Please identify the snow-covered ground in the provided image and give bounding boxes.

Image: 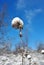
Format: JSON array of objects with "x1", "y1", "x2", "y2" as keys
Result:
[
  {"x1": 0, "y1": 51, "x2": 44, "y2": 65},
  {"x1": 0, "y1": 47, "x2": 44, "y2": 65}
]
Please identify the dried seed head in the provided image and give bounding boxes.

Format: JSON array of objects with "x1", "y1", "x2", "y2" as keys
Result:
[{"x1": 11, "y1": 17, "x2": 24, "y2": 29}]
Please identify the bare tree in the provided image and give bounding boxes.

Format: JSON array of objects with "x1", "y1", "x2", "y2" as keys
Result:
[
  {"x1": 24, "y1": 27, "x2": 29, "y2": 47},
  {"x1": 0, "y1": 4, "x2": 11, "y2": 54},
  {"x1": 13, "y1": 27, "x2": 29, "y2": 54},
  {"x1": 0, "y1": 4, "x2": 7, "y2": 43}
]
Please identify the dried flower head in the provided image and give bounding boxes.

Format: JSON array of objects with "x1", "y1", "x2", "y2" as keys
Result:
[{"x1": 11, "y1": 17, "x2": 24, "y2": 29}]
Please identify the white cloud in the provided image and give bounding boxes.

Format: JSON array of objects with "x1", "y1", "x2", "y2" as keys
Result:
[
  {"x1": 25, "y1": 9, "x2": 42, "y2": 32},
  {"x1": 34, "y1": 9, "x2": 42, "y2": 13},
  {"x1": 25, "y1": 10, "x2": 34, "y2": 24},
  {"x1": 25, "y1": 9, "x2": 42, "y2": 24},
  {"x1": 16, "y1": 0, "x2": 26, "y2": 10}
]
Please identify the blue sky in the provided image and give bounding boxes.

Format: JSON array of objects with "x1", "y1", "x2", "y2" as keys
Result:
[{"x1": 0, "y1": 0, "x2": 44, "y2": 50}]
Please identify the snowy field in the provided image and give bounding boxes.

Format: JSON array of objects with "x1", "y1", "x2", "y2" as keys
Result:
[{"x1": 0, "y1": 51, "x2": 44, "y2": 65}]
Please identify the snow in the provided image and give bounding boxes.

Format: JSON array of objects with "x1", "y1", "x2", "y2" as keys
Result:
[
  {"x1": 27, "y1": 55, "x2": 31, "y2": 59},
  {"x1": 41, "y1": 50, "x2": 44, "y2": 54},
  {"x1": 11, "y1": 17, "x2": 24, "y2": 29},
  {"x1": 0, "y1": 51, "x2": 44, "y2": 65}
]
